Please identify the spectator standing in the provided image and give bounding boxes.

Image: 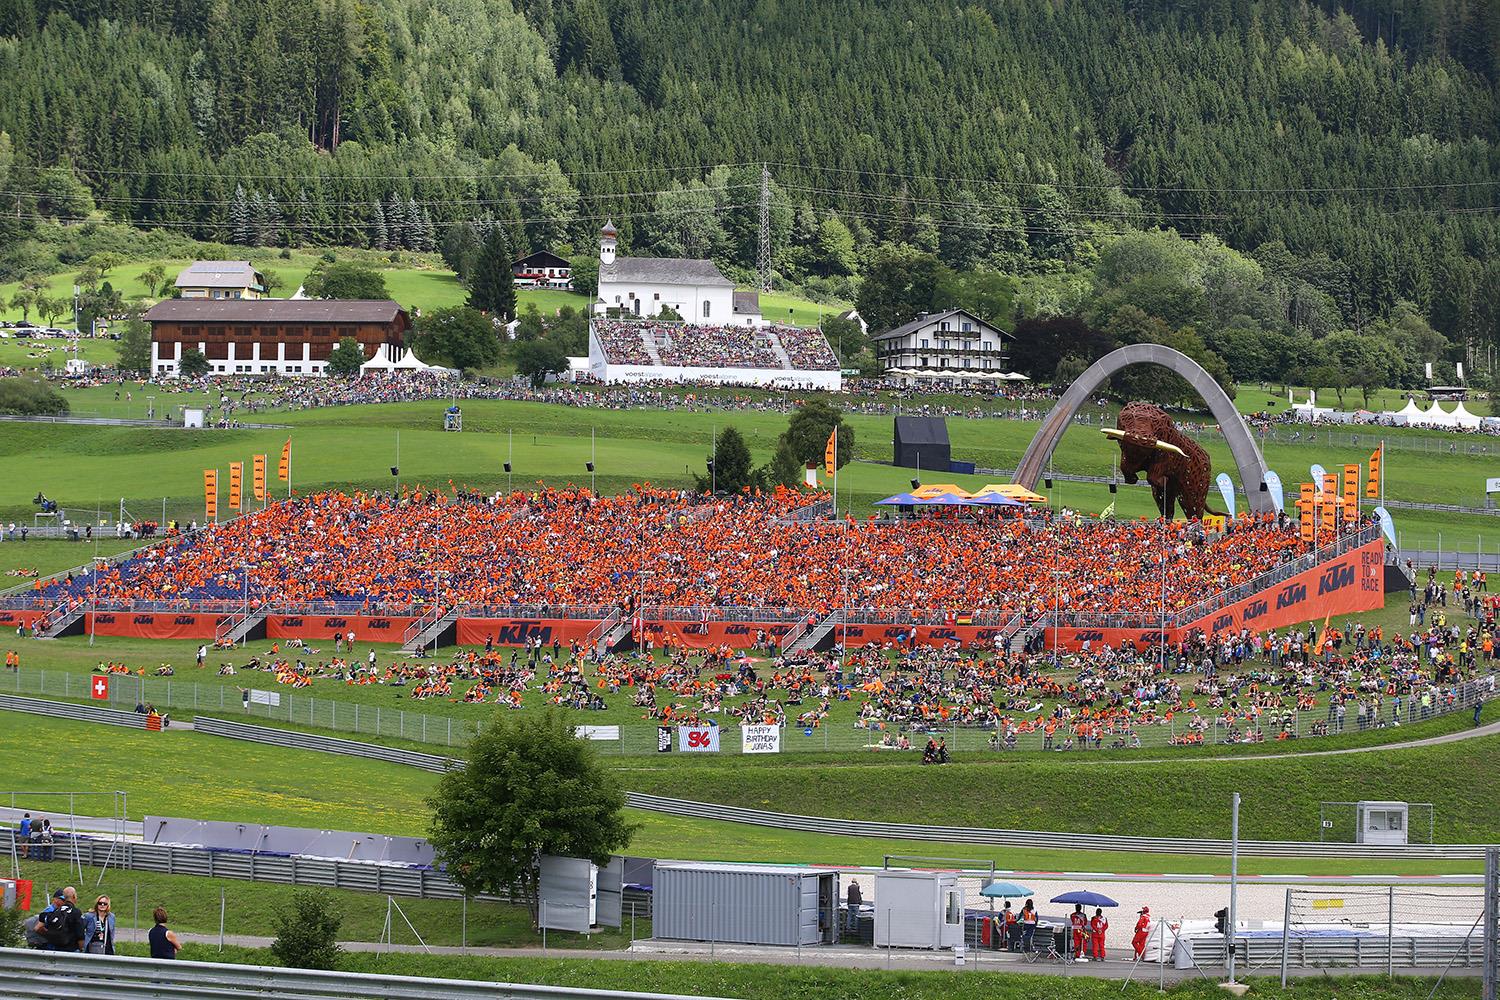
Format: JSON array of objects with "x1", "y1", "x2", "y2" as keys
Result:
[
  {"x1": 1132, "y1": 906, "x2": 1151, "y2": 959},
  {"x1": 148, "y1": 907, "x2": 181, "y2": 959},
  {"x1": 17, "y1": 812, "x2": 30, "y2": 858},
  {"x1": 1020, "y1": 898, "x2": 1038, "y2": 953},
  {"x1": 845, "y1": 879, "x2": 862, "y2": 932},
  {"x1": 36, "y1": 887, "x2": 85, "y2": 952},
  {"x1": 82, "y1": 895, "x2": 116, "y2": 954}
]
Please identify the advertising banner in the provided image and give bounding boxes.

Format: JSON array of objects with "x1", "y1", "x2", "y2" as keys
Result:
[
  {"x1": 678, "y1": 725, "x2": 720, "y2": 752},
  {"x1": 1182, "y1": 538, "x2": 1384, "y2": 638},
  {"x1": 86, "y1": 612, "x2": 226, "y2": 640},
  {"x1": 253, "y1": 454, "x2": 267, "y2": 501},
  {"x1": 643, "y1": 620, "x2": 793, "y2": 650},
  {"x1": 229, "y1": 462, "x2": 243, "y2": 510},
  {"x1": 266, "y1": 615, "x2": 418, "y2": 643},
  {"x1": 741, "y1": 724, "x2": 781, "y2": 754},
  {"x1": 575, "y1": 725, "x2": 620, "y2": 741},
  {"x1": 454, "y1": 618, "x2": 600, "y2": 648},
  {"x1": 0, "y1": 611, "x2": 47, "y2": 629},
  {"x1": 657, "y1": 727, "x2": 673, "y2": 752}
]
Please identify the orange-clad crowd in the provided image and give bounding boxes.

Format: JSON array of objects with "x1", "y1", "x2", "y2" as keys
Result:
[{"x1": 46, "y1": 485, "x2": 1317, "y2": 618}]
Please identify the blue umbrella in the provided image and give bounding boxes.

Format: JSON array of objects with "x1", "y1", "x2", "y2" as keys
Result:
[
  {"x1": 980, "y1": 881, "x2": 1034, "y2": 898},
  {"x1": 874, "y1": 493, "x2": 921, "y2": 505},
  {"x1": 1050, "y1": 890, "x2": 1119, "y2": 907}
]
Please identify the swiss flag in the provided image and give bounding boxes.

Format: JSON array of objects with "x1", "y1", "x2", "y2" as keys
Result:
[{"x1": 91, "y1": 676, "x2": 109, "y2": 700}]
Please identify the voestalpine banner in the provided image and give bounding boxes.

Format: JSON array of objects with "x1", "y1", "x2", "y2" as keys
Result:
[
  {"x1": 1215, "y1": 472, "x2": 1236, "y2": 518},
  {"x1": 1374, "y1": 506, "x2": 1397, "y2": 548},
  {"x1": 1264, "y1": 470, "x2": 1284, "y2": 513}
]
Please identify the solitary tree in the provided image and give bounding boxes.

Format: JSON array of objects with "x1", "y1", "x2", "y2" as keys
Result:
[
  {"x1": 512, "y1": 339, "x2": 568, "y2": 387},
  {"x1": 413, "y1": 306, "x2": 502, "y2": 371},
  {"x1": 427, "y1": 710, "x2": 633, "y2": 923},
  {"x1": 779, "y1": 399, "x2": 854, "y2": 470},
  {"x1": 325, "y1": 337, "x2": 366, "y2": 376},
  {"x1": 140, "y1": 264, "x2": 168, "y2": 298},
  {"x1": 702, "y1": 426, "x2": 752, "y2": 493},
  {"x1": 179, "y1": 348, "x2": 210, "y2": 378},
  {"x1": 116, "y1": 315, "x2": 153, "y2": 373},
  {"x1": 468, "y1": 228, "x2": 517, "y2": 320},
  {"x1": 306, "y1": 262, "x2": 389, "y2": 300}
]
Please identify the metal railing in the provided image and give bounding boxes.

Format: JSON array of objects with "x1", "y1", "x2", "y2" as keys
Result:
[
  {"x1": 193, "y1": 717, "x2": 460, "y2": 773},
  {"x1": 0, "y1": 693, "x2": 148, "y2": 729},
  {"x1": 586, "y1": 608, "x2": 623, "y2": 654},
  {"x1": 402, "y1": 604, "x2": 447, "y2": 648},
  {"x1": 0, "y1": 948, "x2": 711, "y2": 1000}
]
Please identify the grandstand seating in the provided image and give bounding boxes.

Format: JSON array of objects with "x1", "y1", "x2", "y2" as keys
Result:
[{"x1": 593, "y1": 320, "x2": 837, "y2": 372}]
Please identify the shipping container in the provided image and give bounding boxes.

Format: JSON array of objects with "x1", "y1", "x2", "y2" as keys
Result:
[{"x1": 652, "y1": 862, "x2": 839, "y2": 946}]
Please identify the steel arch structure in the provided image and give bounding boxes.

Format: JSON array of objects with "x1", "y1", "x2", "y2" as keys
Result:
[{"x1": 1014, "y1": 343, "x2": 1274, "y2": 515}]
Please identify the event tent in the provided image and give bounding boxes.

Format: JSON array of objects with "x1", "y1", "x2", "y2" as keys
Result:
[
  {"x1": 911, "y1": 484, "x2": 971, "y2": 499},
  {"x1": 1451, "y1": 401, "x2": 1483, "y2": 429},
  {"x1": 973, "y1": 483, "x2": 1049, "y2": 503},
  {"x1": 359, "y1": 350, "x2": 396, "y2": 371}
]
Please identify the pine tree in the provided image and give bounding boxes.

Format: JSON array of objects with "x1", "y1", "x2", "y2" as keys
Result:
[
  {"x1": 249, "y1": 191, "x2": 267, "y2": 246},
  {"x1": 370, "y1": 200, "x2": 387, "y2": 250},
  {"x1": 264, "y1": 193, "x2": 283, "y2": 247},
  {"x1": 385, "y1": 193, "x2": 406, "y2": 249},
  {"x1": 467, "y1": 227, "x2": 516, "y2": 320},
  {"x1": 405, "y1": 197, "x2": 422, "y2": 250},
  {"x1": 230, "y1": 183, "x2": 251, "y2": 245}
]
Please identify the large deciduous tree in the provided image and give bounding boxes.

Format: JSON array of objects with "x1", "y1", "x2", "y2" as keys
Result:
[{"x1": 427, "y1": 710, "x2": 633, "y2": 922}]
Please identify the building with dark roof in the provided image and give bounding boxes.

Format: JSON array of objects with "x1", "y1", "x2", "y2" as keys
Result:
[
  {"x1": 594, "y1": 221, "x2": 760, "y2": 326},
  {"x1": 871, "y1": 308, "x2": 1006, "y2": 376},
  {"x1": 145, "y1": 299, "x2": 410, "y2": 377},
  {"x1": 174, "y1": 261, "x2": 266, "y2": 299},
  {"x1": 511, "y1": 250, "x2": 573, "y2": 290}
]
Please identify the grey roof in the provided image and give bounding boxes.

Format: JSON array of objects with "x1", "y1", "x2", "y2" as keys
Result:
[
  {"x1": 175, "y1": 260, "x2": 262, "y2": 289},
  {"x1": 732, "y1": 290, "x2": 761, "y2": 314},
  {"x1": 144, "y1": 299, "x2": 406, "y2": 324},
  {"x1": 871, "y1": 308, "x2": 999, "y2": 342},
  {"x1": 601, "y1": 257, "x2": 733, "y2": 287}
]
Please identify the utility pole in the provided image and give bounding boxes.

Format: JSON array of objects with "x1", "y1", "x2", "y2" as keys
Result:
[{"x1": 757, "y1": 164, "x2": 772, "y2": 294}]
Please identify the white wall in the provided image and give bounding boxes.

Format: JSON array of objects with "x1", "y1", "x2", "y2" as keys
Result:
[
  {"x1": 151, "y1": 338, "x2": 330, "y2": 378},
  {"x1": 596, "y1": 278, "x2": 735, "y2": 323}
]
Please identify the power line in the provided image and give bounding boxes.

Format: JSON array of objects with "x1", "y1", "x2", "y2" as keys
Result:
[{"x1": 0, "y1": 183, "x2": 757, "y2": 210}]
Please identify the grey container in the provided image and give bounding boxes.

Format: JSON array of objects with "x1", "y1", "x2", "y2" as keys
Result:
[{"x1": 652, "y1": 862, "x2": 839, "y2": 946}]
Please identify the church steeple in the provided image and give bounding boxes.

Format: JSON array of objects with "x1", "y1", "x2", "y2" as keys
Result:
[{"x1": 600, "y1": 220, "x2": 617, "y2": 265}]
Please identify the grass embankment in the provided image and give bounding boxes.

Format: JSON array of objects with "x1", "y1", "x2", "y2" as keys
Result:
[
  {"x1": 12, "y1": 860, "x2": 636, "y2": 949},
  {"x1": 0, "y1": 716, "x2": 1491, "y2": 875},
  {"x1": 5, "y1": 395, "x2": 1498, "y2": 548},
  {"x1": 0, "y1": 539, "x2": 146, "y2": 582},
  {"x1": 106, "y1": 946, "x2": 1488, "y2": 1000}
]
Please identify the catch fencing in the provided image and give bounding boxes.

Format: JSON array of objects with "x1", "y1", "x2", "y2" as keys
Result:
[
  {"x1": 0, "y1": 949, "x2": 705, "y2": 1000},
  {"x1": 0, "y1": 692, "x2": 149, "y2": 729}
]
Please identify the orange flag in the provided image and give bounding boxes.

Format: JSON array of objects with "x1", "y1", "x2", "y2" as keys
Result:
[
  {"x1": 253, "y1": 454, "x2": 267, "y2": 501},
  {"x1": 204, "y1": 469, "x2": 218, "y2": 521},
  {"x1": 824, "y1": 428, "x2": 837, "y2": 477},
  {"x1": 278, "y1": 439, "x2": 291, "y2": 482},
  {"x1": 1366, "y1": 446, "x2": 1381, "y2": 499},
  {"x1": 229, "y1": 462, "x2": 243, "y2": 510}
]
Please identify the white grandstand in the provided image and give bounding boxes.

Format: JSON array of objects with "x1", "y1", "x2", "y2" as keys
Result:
[{"x1": 588, "y1": 318, "x2": 842, "y2": 388}]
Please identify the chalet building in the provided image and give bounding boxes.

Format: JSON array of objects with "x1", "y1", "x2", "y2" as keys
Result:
[
  {"x1": 174, "y1": 261, "x2": 266, "y2": 300},
  {"x1": 871, "y1": 308, "x2": 1007, "y2": 373},
  {"x1": 145, "y1": 299, "x2": 409, "y2": 377},
  {"x1": 511, "y1": 250, "x2": 573, "y2": 290}
]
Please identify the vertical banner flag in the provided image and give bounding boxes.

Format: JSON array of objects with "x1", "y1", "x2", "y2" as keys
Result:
[
  {"x1": 90, "y1": 675, "x2": 109, "y2": 700},
  {"x1": 1321, "y1": 485, "x2": 1338, "y2": 532},
  {"x1": 204, "y1": 469, "x2": 218, "y2": 521},
  {"x1": 1366, "y1": 446, "x2": 1381, "y2": 499},
  {"x1": 1214, "y1": 472, "x2": 1236, "y2": 518},
  {"x1": 1298, "y1": 483, "x2": 1315, "y2": 542},
  {"x1": 1263, "y1": 470, "x2": 1284, "y2": 513},
  {"x1": 278, "y1": 439, "x2": 291, "y2": 482},
  {"x1": 1373, "y1": 506, "x2": 1397, "y2": 548},
  {"x1": 253, "y1": 454, "x2": 267, "y2": 502},
  {"x1": 1341, "y1": 463, "x2": 1359, "y2": 521},
  {"x1": 1310, "y1": 464, "x2": 1327, "y2": 493},
  {"x1": 823, "y1": 428, "x2": 837, "y2": 477},
  {"x1": 229, "y1": 462, "x2": 243, "y2": 511}
]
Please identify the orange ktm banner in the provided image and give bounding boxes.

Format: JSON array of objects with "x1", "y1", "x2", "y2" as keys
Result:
[
  {"x1": 1298, "y1": 483, "x2": 1315, "y2": 542},
  {"x1": 253, "y1": 454, "x2": 267, "y2": 501},
  {"x1": 1342, "y1": 463, "x2": 1360, "y2": 520},
  {"x1": 824, "y1": 428, "x2": 837, "y2": 477},
  {"x1": 204, "y1": 469, "x2": 218, "y2": 521},
  {"x1": 229, "y1": 462, "x2": 243, "y2": 510},
  {"x1": 278, "y1": 439, "x2": 291, "y2": 482},
  {"x1": 1366, "y1": 446, "x2": 1381, "y2": 498}
]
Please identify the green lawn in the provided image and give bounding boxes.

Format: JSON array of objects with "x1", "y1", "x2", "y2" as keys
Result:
[
  {"x1": 0, "y1": 538, "x2": 145, "y2": 583},
  {"x1": 12, "y1": 860, "x2": 636, "y2": 949},
  {"x1": 1235, "y1": 384, "x2": 1495, "y2": 419}
]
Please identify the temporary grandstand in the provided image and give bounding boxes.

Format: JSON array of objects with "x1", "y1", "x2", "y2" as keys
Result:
[{"x1": 588, "y1": 318, "x2": 842, "y2": 388}]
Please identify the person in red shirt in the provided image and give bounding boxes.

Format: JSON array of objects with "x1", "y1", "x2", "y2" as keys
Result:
[
  {"x1": 1069, "y1": 904, "x2": 1088, "y2": 960},
  {"x1": 1132, "y1": 906, "x2": 1152, "y2": 959},
  {"x1": 1090, "y1": 908, "x2": 1109, "y2": 958}
]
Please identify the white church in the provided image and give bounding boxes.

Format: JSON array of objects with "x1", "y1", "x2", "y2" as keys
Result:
[{"x1": 592, "y1": 221, "x2": 762, "y2": 326}]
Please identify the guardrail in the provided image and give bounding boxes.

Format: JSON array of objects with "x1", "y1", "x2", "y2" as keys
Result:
[
  {"x1": 0, "y1": 692, "x2": 147, "y2": 729},
  {"x1": 1189, "y1": 932, "x2": 1486, "y2": 971},
  {"x1": 620, "y1": 793, "x2": 1497, "y2": 860},
  {"x1": 193, "y1": 717, "x2": 460, "y2": 773},
  {"x1": 0, "y1": 948, "x2": 713, "y2": 1000}
]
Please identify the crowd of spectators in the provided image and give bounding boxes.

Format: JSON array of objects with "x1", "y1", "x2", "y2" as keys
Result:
[
  {"x1": 39, "y1": 487, "x2": 1327, "y2": 621},
  {"x1": 591, "y1": 320, "x2": 839, "y2": 372},
  {"x1": 772, "y1": 323, "x2": 839, "y2": 370}
]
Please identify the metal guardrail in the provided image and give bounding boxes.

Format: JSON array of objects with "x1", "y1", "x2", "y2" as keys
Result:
[
  {"x1": 1192, "y1": 932, "x2": 1485, "y2": 970},
  {"x1": 620, "y1": 794, "x2": 1499, "y2": 860},
  {"x1": 0, "y1": 692, "x2": 147, "y2": 729},
  {"x1": 193, "y1": 717, "x2": 460, "y2": 773},
  {"x1": 0, "y1": 948, "x2": 716, "y2": 1000}
]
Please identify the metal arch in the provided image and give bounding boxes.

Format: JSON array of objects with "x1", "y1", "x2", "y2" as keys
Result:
[{"x1": 1014, "y1": 343, "x2": 1274, "y2": 514}]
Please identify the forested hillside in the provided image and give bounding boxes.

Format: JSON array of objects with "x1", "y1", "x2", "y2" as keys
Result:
[{"x1": 0, "y1": 0, "x2": 1496, "y2": 355}]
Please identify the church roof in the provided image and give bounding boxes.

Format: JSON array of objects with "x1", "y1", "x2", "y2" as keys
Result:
[
  {"x1": 601, "y1": 257, "x2": 733, "y2": 288},
  {"x1": 600, "y1": 219, "x2": 617, "y2": 238}
]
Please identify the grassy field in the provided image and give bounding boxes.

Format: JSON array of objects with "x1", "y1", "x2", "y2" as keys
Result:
[
  {"x1": 6, "y1": 396, "x2": 1500, "y2": 551},
  {"x1": 0, "y1": 538, "x2": 144, "y2": 583},
  {"x1": 1235, "y1": 384, "x2": 1495, "y2": 418},
  {"x1": 1, "y1": 714, "x2": 1492, "y2": 874},
  {"x1": 11, "y1": 860, "x2": 636, "y2": 949},
  {"x1": 112, "y1": 944, "x2": 1485, "y2": 998}
]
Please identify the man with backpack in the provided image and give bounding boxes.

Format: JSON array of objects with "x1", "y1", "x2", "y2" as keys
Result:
[{"x1": 29, "y1": 887, "x2": 85, "y2": 952}]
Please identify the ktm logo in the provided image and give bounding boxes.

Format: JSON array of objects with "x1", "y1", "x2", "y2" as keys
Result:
[
  {"x1": 367, "y1": 619, "x2": 392, "y2": 629},
  {"x1": 930, "y1": 628, "x2": 958, "y2": 639},
  {"x1": 173, "y1": 616, "x2": 196, "y2": 625},
  {"x1": 843, "y1": 627, "x2": 865, "y2": 637},
  {"x1": 131, "y1": 615, "x2": 153, "y2": 625},
  {"x1": 724, "y1": 625, "x2": 751, "y2": 635},
  {"x1": 1212, "y1": 613, "x2": 1234, "y2": 633},
  {"x1": 1073, "y1": 631, "x2": 1104, "y2": 642},
  {"x1": 281, "y1": 618, "x2": 304, "y2": 627},
  {"x1": 97, "y1": 615, "x2": 117, "y2": 624},
  {"x1": 1243, "y1": 599, "x2": 1268, "y2": 621},
  {"x1": 1276, "y1": 583, "x2": 1306, "y2": 609},
  {"x1": 323, "y1": 618, "x2": 347, "y2": 628},
  {"x1": 1318, "y1": 564, "x2": 1355, "y2": 594},
  {"x1": 494, "y1": 624, "x2": 553, "y2": 644}
]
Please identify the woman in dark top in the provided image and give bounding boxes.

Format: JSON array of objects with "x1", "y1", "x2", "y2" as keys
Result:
[{"x1": 148, "y1": 907, "x2": 181, "y2": 959}]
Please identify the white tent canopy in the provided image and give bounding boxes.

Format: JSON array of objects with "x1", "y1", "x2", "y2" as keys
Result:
[
  {"x1": 359, "y1": 350, "x2": 396, "y2": 371},
  {"x1": 390, "y1": 349, "x2": 430, "y2": 370},
  {"x1": 1451, "y1": 401, "x2": 1483, "y2": 429}
]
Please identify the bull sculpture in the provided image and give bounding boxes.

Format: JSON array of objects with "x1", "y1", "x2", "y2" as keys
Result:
[{"x1": 1102, "y1": 401, "x2": 1219, "y2": 520}]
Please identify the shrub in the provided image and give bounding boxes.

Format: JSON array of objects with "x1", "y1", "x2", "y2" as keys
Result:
[
  {"x1": 269, "y1": 890, "x2": 342, "y2": 970},
  {"x1": 0, "y1": 905, "x2": 25, "y2": 949},
  {"x1": 0, "y1": 377, "x2": 69, "y2": 415}
]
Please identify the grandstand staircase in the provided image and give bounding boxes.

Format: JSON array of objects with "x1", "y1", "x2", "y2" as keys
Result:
[
  {"x1": 401, "y1": 605, "x2": 460, "y2": 654},
  {"x1": 215, "y1": 601, "x2": 271, "y2": 645},
  {"x1": 640, "y1": 330, "x2": 663, "y2": 366},
  {"x1": 762, "y1": 328, "x2": 794, "y2": 368},
  {"x1": 34, "y1": 600, "x2": 87, "y2": 639},
  {"x1": 782, "y1": 610, "x2": 842, "y2": 653},
  {"x1": 586, "y1": 609, "x2": 631, "y2": 658}
]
